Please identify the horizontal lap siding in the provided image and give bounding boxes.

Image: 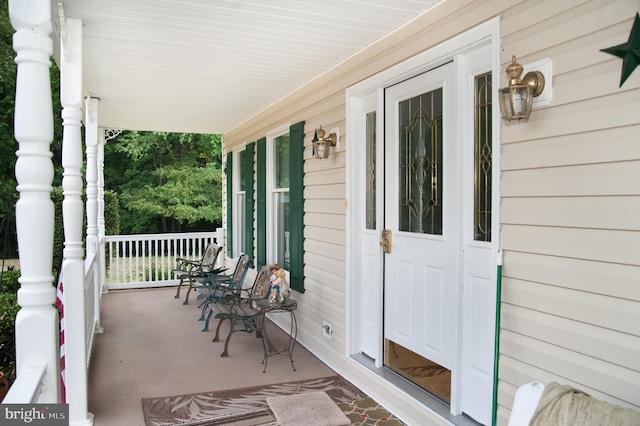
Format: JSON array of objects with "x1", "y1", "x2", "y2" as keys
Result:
[
  {"x1": 501, "y1": 196, "x2": 640, "y2": 231},
  {"x1": 222, "y1": 0, "x2": 640, "y2": 424},
  {"x1": 504, "y1": 251, "x2": 639, "y2": 301},
  {"x1": 501, "y1": 304, "x2": 640, "y2": 372},
  {"x1": 499, "y1": 0, "x2": 640, "y2": 424},
  {"x1": 501, "y1": 126, "x2": 640, "y2": 170}
]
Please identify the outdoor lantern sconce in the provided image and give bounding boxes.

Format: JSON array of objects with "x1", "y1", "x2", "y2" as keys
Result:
[
  {"x1": 499, "y1": 56, "x2": 546, "y2": 121},
  {"x1": 312, "y1": 126, "x2": 337, "y2": 159}
]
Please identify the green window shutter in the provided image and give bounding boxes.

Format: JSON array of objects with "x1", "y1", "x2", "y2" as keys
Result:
[
  {"x1": 225, "y1": 152, "x2": 233, "y2": 257},
  {"x1": 244, "y1": 142, "x2": 255, "y2": 262},
  {"x1": 256, "y1": 137, "x2": 267, "y2": 267},
  {"x1": 289, "y1": 121, "x2": 305, "y2": 293}
]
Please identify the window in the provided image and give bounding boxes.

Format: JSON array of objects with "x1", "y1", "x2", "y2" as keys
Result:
[
  {"x1": 268, "y1": 128, "x2": 291, "y2": 269},
  {"x1": 233, "y1": 147, "x2": 247, "y2": 257},
  {"x1": 228, "y1": 143, "x2": 254, "y2": 260},
  {"x1": 258, "y1": 121, "x2": 304, "y2": 292},
  {"x1": 474, "y1": 72, "x2": 492, "y2": 242},
  {"x1": 365, "y1": 111, "x2": 377, "y2": 230},
  {"x1": 225, "y1": 152, "x2": 233, "y2": 257},
  {"x1": 399, "y1": 88, "x2": 443, "y2": 235}
]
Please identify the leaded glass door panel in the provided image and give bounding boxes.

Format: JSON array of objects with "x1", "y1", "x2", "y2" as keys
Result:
[{"x1": 383, "y1": 63, "x2": 459, "y2": 399}]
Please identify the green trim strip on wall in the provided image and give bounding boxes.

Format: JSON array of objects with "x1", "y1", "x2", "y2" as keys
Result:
[
  {"x1": 244, "y1": 142, "x2": 255, "y2": 263},
  {"x1": 225, "y1": 151, "x2": 233, "y2": 257},
  {"x1": 491, "y1": 250, "x2": 503, "y2": 426},
  {"x1": 256, "y1": 137, "x2": 267, "y2": 267},
  {"x1": 289, "y1": 121, "x2": 305, "y2": 293}
]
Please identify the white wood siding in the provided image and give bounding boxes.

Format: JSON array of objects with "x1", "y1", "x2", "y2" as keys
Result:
[{"x1": 223, "y1": 0, "x2": 640, "y2": 424}]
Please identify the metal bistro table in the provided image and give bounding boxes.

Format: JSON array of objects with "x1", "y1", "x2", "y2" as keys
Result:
[{"x1": 253, "y1": 298, "x2": 298, "y2": 373}]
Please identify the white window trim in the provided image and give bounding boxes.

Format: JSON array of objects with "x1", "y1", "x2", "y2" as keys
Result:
[
  {"x1": 266, "y1": 123, "x2": 291, "y2": 270},
  {"x1": 232, "y1": 143, "x2": 247, "y2": 257}
]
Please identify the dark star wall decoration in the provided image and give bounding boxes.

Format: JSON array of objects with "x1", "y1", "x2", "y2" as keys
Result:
[{"x1": 600, "y1": 13, "x2": 640, "y2": 87}]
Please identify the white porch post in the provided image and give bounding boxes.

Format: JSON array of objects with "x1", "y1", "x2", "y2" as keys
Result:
[
  {"x1": 85, "y1": 97, "x2": 99, "y2": 255},
  {"x1": 8, "y1": 0, "x2": 59, "y2": 403},
  {"x1": 97, "y1": 128, "x2": 106, "y2": 293},
  {"x1": 61, "y1": 17, "x2": 93, "y2": 426}
]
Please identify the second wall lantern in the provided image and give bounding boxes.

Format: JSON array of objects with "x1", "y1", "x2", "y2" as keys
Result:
[
  {"x1": 499, "y1": 56, "x2": 546, "y2": 121},
  {"x1": 312, "y1": 126, "x2": 337, "y2": 159}
]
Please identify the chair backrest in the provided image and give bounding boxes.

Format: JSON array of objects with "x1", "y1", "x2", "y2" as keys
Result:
[
  {"x1": 230, "y1": 254, "x2": 251, "y2": 282},
  {"x1": 204, "y1": 255, "x2": 252, "y2": 296},
  {"x1": 201, "y1": 243, "x2": 223, "y2": 272},
  {"x1": 251, "y1": 265, "x2": 272, "y2": 300}
]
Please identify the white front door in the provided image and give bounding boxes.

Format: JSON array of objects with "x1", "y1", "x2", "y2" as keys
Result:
[{"x1": 383, "y1": 62, "x2": 459, "y2": 373}]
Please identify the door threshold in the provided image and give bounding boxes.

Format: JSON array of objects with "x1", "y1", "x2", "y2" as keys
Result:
[{"x1": 351, "y1": 353, "x2": 481, "y2": 426}]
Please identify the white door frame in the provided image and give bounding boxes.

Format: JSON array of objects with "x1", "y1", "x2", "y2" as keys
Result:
[{"x1": 346, "y1": 17, "x2": 502, "y2": 422}]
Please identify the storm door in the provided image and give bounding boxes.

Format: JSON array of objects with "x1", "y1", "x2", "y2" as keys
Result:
[{"x1": 383, "y1": 63, "x2": 459, "y2": 404}]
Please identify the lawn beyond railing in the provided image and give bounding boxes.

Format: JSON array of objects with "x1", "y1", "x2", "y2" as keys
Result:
[{"x1": 104, "y1": 230, "x2": 224, "y2": 290}]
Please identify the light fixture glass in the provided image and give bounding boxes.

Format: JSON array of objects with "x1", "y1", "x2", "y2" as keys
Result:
[
  {"x1": 312, "y1": 126, "x2": 336, "y2": 159},
  {"x1": 498, "y1": 56, "x2": 545, "y2": 121}
]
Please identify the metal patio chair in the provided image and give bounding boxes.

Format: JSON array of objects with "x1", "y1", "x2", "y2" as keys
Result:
[
  {"x1": 195, "y1": 253, "x2": 252, "y2": 322},
  {"x1": 172, "y1": 242, "x2": 223, "y2": 304}
]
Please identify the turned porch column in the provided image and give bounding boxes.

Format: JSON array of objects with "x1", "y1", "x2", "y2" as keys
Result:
[
  {"x1": 97, "y1": 128, "x2": 106, "y2": 292},
  {"x1": 85, "y1": 97, "x2": 99, "y2": 256},
  {"x1": 9, "y1": 0, "x2": 59, "y2": 403},
  {"x1": 60, "y1": 17, "x2": 93, "y2": 426},
  {"x1": 85, "y1": 97, "x2": 103, "y2": 335}
]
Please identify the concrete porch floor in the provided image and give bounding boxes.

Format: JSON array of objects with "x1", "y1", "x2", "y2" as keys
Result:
[{"x1": 88, "y1": 286, "x2": 340, "y2": 425}]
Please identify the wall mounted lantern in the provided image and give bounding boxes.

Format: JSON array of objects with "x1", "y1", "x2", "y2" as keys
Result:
[
  {"x1": 312, "y1": 126, "x2": 337, "y2": 159},
  {"x1": 498, "y1": 56, "x2": 546, "y2": 121}
]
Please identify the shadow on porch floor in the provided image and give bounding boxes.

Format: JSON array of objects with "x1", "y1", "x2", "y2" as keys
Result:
[{"x1": 88, "y1": 286, "x2": 338, "y2": 426}]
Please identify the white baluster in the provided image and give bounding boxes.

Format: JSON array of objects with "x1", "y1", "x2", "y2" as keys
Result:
[{"x1": 9, "y1": 0, "x2": 59, "y2": 404}]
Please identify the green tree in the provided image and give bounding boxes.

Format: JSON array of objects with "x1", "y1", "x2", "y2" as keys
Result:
[
  {"x1": 105, "y1": 131, "x2": 223, "y2": 234},
  {"x1": 0, "y1": 2, "x2": 18, "y2": 258}
]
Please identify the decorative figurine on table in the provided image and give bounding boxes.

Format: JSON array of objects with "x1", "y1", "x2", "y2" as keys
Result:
[{"x1": 269, "y1": 263, "x2": 291, "y2": 304}]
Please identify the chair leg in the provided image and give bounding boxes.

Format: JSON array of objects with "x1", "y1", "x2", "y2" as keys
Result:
[
  {"x1": 183, "y1": 278, "x2": 194, "y2": 305},
  {"x1": 198, "y1": 300, "x2": 209, "y2": 321},
  {"x1": 221, "y1": 320, "x2": 235, "y2": 357},
  {"x1": 201, "y1": 308, "x2": 214, "y2": 332},
  {"x1": 213, "y1": 317, "x2": 226, "y2": 342},
  {"x1": 174, "y1": 277, "x2": 185, "y2": 298}
]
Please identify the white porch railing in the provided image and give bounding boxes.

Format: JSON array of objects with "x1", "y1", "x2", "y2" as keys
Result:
[
  {"x1": 2, "y1": 365, "x2": 47, "y2": 404},
  {"x1": 85, "y1": 250, "x2": 101, "y2": 367},
  {"x1": 104, "y1": 229, "x2": 224, "y2": 290},
  {"x1": 4, "y1": 248, "x2": 103, "y2": 405},
  {"x1": 4, "y1": 230, "x2": 224, "y2": 406}
]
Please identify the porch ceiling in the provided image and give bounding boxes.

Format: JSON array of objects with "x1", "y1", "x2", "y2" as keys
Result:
[{"x1": 56, "y1": 0, "x2": 444, "y2": 135}]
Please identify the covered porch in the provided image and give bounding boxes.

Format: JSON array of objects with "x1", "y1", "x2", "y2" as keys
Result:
[
  {"x1": 7, "y1": 1, "x2": 640, "y2": 425},
  {"x1": 6, "y1": 0, "x2": 441, "y2": 424},
  {"x1": 88, "y1": 285, "x2": 341, "y2": 426}
]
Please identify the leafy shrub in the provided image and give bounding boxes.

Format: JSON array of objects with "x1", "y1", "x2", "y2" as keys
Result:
[
  {"x1": 52, "y1": 186, "x2": 64, "y2": 272},
  {"x1": 0, "y1": 269, "x2": 20, "y2": 294},
  {"x1": 0, "y1": 292, "x2": 19, "y2": 380}
]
